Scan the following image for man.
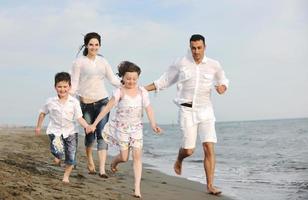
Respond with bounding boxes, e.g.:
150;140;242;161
145;34;229;195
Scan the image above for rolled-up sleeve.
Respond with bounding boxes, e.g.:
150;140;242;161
39;99;50;114
104;60;121;87
70;60;81;95
74;100;83;120
215;62;229;88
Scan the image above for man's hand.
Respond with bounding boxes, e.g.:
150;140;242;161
215;85;227;94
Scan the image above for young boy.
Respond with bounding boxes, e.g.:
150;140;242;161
35;72;89;183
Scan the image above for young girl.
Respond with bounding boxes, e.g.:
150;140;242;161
87;61;161;198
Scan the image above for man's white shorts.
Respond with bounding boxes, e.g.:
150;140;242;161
178;107;217;149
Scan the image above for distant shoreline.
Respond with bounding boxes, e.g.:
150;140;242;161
1;117;308;128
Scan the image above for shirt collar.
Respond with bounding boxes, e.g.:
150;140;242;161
55;95;73;102
84;55;97;63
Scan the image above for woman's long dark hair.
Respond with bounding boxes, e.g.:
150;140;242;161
76;32;101;57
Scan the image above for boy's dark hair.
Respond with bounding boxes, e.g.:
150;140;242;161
54;72;71;86
190;34;205;45
117;61;141;84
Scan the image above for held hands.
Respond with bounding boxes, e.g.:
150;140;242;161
215;84;227;94
86;125;96;134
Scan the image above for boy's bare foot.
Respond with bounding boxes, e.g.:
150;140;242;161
207;185;222;195
173;160;182;175
54;158;61;166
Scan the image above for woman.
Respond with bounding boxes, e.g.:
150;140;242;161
70;32;121;178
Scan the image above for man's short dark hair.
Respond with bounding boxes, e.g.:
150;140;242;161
54;72;71;86
190;34;205;45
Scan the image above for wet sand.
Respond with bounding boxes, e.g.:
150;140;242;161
0;127;233;200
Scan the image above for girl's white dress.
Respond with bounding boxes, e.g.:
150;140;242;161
102;86;150;150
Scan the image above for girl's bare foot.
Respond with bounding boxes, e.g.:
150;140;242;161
110;162;118;173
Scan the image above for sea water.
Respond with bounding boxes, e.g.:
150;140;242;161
137;118;308;200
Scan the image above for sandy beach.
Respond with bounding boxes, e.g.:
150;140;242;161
0;127;233;200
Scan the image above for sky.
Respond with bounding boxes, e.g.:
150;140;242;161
0;0;307;126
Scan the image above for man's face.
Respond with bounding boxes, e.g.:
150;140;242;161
190;40;206;64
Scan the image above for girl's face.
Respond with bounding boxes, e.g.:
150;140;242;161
122;72;139;89
86;38;100;57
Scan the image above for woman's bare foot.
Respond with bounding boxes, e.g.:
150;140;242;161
173;159;182;175
87;164;96;174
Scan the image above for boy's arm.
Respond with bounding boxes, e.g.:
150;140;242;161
77;117;89;129
145;105;162;134
35;112;46;136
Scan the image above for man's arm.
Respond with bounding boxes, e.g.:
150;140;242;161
144;83;157;92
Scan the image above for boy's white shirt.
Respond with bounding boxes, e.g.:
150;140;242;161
39;95;83;138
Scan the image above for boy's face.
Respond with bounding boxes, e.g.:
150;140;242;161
123;72;139;89
55;81;71;99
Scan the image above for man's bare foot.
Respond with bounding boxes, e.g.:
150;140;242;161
207;185;222;195
173;159;182;175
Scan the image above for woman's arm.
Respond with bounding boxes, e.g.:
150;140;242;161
104;60;121;87
70;60;81;95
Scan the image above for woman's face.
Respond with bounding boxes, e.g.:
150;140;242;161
86;38;100;56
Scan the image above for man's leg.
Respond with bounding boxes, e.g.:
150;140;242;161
203;142;221;195
174;148;194;175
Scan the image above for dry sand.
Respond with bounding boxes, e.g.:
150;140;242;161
0;127;233;200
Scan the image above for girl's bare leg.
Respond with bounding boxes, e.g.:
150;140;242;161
132;148;142;197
